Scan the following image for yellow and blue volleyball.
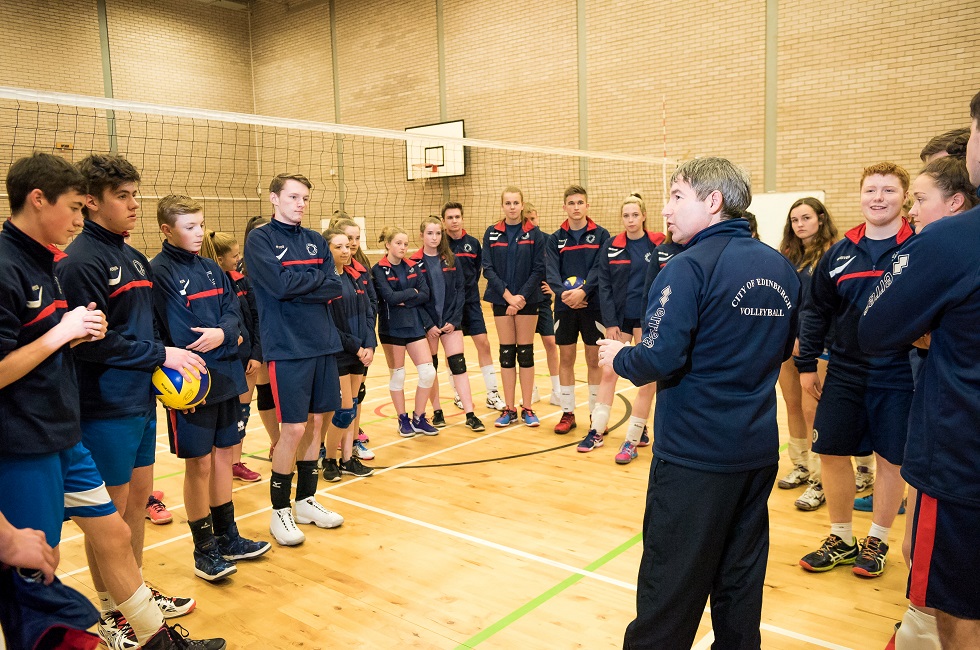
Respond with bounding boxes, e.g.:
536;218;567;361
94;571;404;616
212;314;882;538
152;366;210;410
563;276;585;290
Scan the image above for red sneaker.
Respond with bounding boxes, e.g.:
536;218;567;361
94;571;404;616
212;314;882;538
554;412;577;435
232;462;261;482
146;494;173;525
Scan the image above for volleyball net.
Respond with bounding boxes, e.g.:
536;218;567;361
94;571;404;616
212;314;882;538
0;86;676;255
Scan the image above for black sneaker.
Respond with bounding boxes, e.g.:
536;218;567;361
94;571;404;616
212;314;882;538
321;458;341;482
340;456;374;477
431;409;447;428
143;623;226;649
799;534;858;572
465;414;485;431
193;540;237;582
852;536;889;578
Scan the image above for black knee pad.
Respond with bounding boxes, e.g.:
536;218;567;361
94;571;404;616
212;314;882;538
432;355;439;371
517;344;535;368
256;382;275;411
499;344;517;369
357;382;366;403
447;353;467;376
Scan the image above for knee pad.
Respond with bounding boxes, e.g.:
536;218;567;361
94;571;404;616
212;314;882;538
447;353;467;376
256;383;275;411
417;362;436;388
331;406;357;429
517;344;535;368
351;397;359;408
357;381;366;403
389;367;406;392
499;344;517;369
431;355;439;371
238;402;251;435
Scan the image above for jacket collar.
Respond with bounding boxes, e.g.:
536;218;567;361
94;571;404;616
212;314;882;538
685;218;752;248
611;230;665;248
560;217;598;233
844;218;914;245
377;255;416;268
268;217;305;234
82;219;127;247
493;219;535;233
229;270;245;281
2;220;66;268
161;240;199;263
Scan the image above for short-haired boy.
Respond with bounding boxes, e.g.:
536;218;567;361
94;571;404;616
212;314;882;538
545;185;610;435
152;195;270;582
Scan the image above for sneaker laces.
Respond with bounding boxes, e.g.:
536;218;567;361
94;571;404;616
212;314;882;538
164;623;193;648
147;496;167;514
859;537;882;560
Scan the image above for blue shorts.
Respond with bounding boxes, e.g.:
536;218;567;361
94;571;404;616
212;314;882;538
461;301;488;336
166;398;240;459
268;354;342;424
536;301;555;337
811;372;912;464
554;307;603;346
80;411;156;487
909;490;980;619
0;443;115;547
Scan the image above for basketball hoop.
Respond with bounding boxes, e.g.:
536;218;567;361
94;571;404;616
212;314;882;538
411;162;441;182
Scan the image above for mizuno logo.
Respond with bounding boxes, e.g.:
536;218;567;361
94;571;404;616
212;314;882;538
272;481;282;489
178;279;190;296
829;258;856;278
892;254;908;275
108;267;122;286
26;286;42;309
276;248;289;260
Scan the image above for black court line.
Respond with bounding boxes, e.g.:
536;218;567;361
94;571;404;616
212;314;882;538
383;393;634;470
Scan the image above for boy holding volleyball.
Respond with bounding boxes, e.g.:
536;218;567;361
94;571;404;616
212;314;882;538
152;195;270;582
58;154;200;621
545;185;610;434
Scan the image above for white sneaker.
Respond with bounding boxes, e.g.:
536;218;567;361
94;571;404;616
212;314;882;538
777;465;810;489
795;482;826;511
354;439;375;461
270;506;306;546
531;385;540;404
855;466;875;493
549;390;562;406
294;496;344;529
486;389;506;411
98;611;139;649
453;392;463;410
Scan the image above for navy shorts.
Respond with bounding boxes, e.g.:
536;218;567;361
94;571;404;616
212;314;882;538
811;372;912;464
0;442;115;547
554;307;603;346
620;317;642;333
492;303;538;317
909;490;980;619
268;354;342;423
536;301;555;336
166;398;241;459
378;333;425;346
461;301;488;336
336;352;368;377
80;411;156;487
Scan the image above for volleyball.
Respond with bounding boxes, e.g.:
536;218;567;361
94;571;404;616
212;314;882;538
563;276;585;290
152;366;210;410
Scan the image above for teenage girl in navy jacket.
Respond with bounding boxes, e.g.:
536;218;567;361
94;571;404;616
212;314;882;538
588;194;665;463
372;226;438;436
412;217;485;432
482;186;548;428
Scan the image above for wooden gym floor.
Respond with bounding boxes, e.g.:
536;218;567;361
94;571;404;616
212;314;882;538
55;307;907;649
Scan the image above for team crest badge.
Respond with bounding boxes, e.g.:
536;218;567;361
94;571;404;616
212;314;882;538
307;243;317;255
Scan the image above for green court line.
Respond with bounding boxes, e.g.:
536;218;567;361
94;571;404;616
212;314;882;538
778;442;788;453
455;533;642;649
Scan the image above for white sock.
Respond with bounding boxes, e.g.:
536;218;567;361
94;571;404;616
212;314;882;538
591;403;611;434
560;385;575;412
550;375;560;395
97;590;116;614
809;453;822;483
481;365;498;392
788;437;809;468
588;384;599;412
626;416;646;444
117;583;163;644
867;523;890;546
830;522;854;545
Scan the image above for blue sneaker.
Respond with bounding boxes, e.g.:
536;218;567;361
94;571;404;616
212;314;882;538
317;443;326;469
397;413;415;437
412;412;439;436
854;494;906;514
638;426;650;447
193;540;237;582
521;408;540;427
217;522;271;561
494;408;518;427
577;429;604;453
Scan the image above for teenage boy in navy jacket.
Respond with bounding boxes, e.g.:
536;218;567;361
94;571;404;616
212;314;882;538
545;185;610;434
0;153;224;650
859;92;980;647
796;163;914;579
58;154;198;622
243;174;345;547
599;157;800;650
152;195;270;583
